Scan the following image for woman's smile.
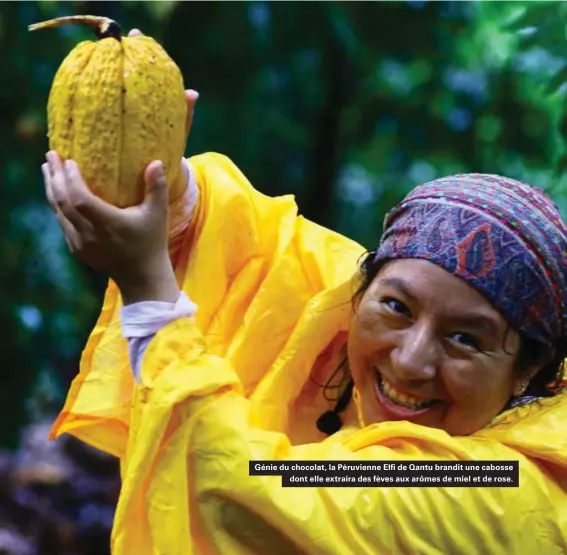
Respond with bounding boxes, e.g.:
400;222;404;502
374;369;440;411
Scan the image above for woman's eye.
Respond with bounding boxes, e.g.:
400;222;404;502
381;297;410;317
450;332;480;350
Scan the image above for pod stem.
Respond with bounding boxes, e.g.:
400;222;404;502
28;15;122;41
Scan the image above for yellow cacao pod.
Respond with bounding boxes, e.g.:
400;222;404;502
29;15;187;207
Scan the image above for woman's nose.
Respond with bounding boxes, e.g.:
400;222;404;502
391;324;437;381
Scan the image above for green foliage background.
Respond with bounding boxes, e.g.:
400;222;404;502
1;0;567;448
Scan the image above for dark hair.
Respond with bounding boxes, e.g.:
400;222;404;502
349;251;564;397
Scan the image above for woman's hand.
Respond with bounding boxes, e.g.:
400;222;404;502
43;152;180;305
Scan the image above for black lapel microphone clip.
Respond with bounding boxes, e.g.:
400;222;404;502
316;379;354;436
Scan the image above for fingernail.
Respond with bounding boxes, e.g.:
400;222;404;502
187;89;199;100
157;162;166;186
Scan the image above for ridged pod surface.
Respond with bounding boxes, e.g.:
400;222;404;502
29;16;187;207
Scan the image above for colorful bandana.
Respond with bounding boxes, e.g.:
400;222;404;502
374;173;567;346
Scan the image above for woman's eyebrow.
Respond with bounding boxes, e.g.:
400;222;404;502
448;315;500;336
378;277;417;301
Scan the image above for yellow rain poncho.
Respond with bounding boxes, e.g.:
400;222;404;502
50;153;567;554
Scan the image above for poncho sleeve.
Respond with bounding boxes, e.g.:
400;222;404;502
49;152;365;460
109;315;567;555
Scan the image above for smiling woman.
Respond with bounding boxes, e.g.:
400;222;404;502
42;106;567;552
345;172;567;441
349;258;533;436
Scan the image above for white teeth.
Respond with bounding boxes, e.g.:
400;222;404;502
378;374;436;410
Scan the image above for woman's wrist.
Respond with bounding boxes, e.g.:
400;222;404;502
118;256;180;306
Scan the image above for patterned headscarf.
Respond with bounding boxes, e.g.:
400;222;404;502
373;173;567;347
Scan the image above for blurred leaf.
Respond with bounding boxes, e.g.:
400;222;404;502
553;152;567;178
505;1;558;31
545;63;567;96
146;0;178;23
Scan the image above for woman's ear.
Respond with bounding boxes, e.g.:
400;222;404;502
513;369;537;396
513;346;556;396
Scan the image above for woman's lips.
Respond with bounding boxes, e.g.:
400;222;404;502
373;373;442;421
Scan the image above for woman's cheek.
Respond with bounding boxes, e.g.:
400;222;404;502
442;361;508;406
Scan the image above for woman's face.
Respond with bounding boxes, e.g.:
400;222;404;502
347;258;534;436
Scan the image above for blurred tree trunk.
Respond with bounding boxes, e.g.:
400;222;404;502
303;5;352;227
